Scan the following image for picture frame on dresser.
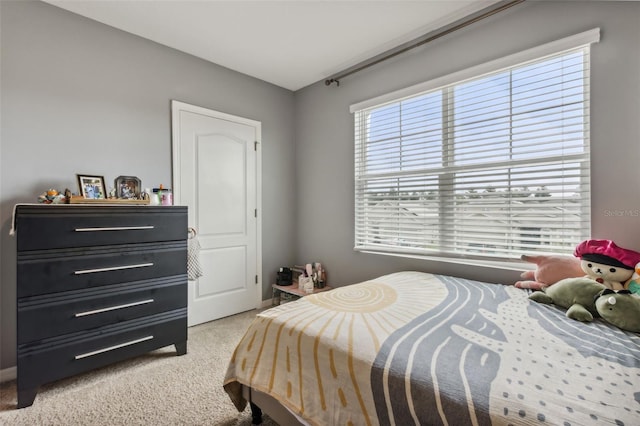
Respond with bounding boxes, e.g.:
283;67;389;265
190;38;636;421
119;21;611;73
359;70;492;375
115;175;141;199
77;174;107;199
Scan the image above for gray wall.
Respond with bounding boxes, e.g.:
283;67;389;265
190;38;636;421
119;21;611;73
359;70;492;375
2;0;638;372
0;1;296;369
294;1;640;287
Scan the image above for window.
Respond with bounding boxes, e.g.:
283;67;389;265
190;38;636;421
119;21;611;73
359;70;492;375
352;29;599;262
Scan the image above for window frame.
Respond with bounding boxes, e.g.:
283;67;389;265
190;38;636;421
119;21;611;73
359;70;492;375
351;29;600;266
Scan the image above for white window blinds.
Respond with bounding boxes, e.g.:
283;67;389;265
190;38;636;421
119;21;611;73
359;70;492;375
352;29;599;262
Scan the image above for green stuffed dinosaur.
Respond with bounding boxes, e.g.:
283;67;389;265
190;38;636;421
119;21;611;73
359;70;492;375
529;277;640;332
529;277;605;322
595;289;640;333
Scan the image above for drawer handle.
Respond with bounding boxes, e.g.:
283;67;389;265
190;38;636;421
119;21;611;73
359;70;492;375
75;336;154;360
74;263;154;275
74;299;155;317
74;226;155;232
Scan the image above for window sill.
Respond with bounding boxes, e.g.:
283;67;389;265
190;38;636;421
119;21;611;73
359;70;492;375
358;249;536;272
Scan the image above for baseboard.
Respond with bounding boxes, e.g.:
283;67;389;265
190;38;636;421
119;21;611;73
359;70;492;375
0;366;16;383
261;299;272;309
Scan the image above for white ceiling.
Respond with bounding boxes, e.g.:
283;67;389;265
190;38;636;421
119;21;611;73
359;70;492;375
44;0;499;91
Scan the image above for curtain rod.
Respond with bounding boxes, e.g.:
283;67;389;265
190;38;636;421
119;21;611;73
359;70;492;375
324;0;525;87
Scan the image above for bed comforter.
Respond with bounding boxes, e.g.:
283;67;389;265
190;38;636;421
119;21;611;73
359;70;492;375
224;271;640;425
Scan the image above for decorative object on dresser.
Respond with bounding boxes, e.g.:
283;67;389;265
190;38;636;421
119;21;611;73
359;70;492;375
36;188;67;204
14;204;188;408
114;175;142;199
76;174;107;199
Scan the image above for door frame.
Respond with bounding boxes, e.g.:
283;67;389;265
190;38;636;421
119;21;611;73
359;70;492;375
170;100;263;312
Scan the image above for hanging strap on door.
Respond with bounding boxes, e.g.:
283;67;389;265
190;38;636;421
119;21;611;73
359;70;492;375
187;227;203;281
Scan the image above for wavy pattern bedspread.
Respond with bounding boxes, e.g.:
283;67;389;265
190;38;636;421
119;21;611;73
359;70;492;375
223;271;640;425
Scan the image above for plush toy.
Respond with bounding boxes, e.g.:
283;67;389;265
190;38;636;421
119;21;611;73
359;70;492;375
514;254;584;290
624;262;640;295
595;289;640;333
574;239;640;290
529;277;605;322
530;277;640;332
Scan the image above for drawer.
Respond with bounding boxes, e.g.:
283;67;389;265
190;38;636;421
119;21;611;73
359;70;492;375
18;310;187;391
15;205;187;251
18;277;186;344
17;242;186;298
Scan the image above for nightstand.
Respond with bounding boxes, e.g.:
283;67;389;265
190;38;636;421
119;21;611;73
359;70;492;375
271;283;332;306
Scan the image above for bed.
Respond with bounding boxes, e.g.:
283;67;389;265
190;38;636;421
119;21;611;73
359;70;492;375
223;271;640;425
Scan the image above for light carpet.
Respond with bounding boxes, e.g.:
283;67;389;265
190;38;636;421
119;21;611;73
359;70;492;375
0;309;278;425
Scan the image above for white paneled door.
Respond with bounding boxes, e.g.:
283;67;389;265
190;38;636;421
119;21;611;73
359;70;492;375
171;101;261;326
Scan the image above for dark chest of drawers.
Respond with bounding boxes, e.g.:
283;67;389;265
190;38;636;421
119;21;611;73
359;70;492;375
15;205;188;408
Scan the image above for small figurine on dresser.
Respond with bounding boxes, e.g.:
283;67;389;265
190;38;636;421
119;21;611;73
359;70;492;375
37;189;66;204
